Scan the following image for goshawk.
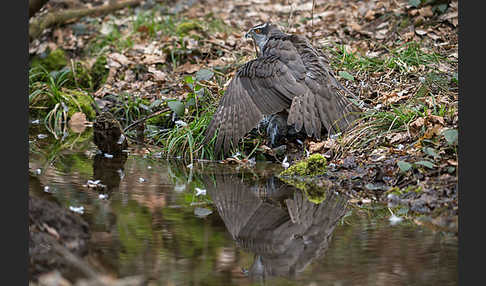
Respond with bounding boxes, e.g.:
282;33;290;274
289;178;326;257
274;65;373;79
204;22;361;155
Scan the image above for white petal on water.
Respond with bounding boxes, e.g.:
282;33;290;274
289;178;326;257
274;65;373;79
104;153;114;158
147;166;152;169
35;169;42;175
87;179;101;185
195;187;206;196
117;169;125;179
98;194;108;199
282;156;290;168
31;119;40;124
187;163;193;169
69;206;84;214
139;177;146;183
44;186;50;192
296;139;303;145
389;214;403;225
37;134;48;139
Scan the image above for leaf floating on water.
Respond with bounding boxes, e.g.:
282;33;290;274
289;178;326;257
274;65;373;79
37;134;48;139
69;206;84;214
194;207;212;218
31;119;40;124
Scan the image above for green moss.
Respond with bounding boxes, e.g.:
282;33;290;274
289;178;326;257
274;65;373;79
386;185;423;196
90;55;109;90
146;113;170;126
64;90;96;120
280;177;327;204
71;62;93;90
176;21;202;36
279;154;327;177
31;49;68;72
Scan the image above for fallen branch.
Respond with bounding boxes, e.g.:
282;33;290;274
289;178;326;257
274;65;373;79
29;0;143;40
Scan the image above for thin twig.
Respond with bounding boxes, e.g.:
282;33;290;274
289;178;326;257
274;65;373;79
286;0;295;33
123;107;170;133
311;0;316;45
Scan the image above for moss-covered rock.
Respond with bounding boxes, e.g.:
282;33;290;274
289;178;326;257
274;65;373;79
90;55;109;90
279;154;327;177
30;49;68;72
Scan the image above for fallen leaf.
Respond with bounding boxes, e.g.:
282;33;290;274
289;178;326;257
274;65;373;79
68;112;88;133
410;117;425;129
175;62;200;74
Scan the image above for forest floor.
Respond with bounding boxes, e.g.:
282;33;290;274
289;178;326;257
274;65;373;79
29;0;458;234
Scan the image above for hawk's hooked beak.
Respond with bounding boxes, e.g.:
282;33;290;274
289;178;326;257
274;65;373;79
244;30;252;39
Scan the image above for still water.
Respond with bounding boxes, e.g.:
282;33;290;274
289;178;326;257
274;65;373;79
29;128;458;285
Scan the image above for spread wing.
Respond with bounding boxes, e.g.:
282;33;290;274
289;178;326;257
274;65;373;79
204;35;362;156
203;55;303;155
263;34;361;136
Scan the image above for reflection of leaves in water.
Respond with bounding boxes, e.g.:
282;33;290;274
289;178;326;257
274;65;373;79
203;173;348;280
29;128;94;174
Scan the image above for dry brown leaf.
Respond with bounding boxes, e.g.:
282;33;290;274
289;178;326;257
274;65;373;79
68;112;88;133
309;141;326;153
388;132;408;144
410;117;425;129
175;62;200;74
447;159;458;166
427;115;445;125
143;54;166;65
418;6;433;17
148;66;167;82
364;9;375;20
108;52;130;66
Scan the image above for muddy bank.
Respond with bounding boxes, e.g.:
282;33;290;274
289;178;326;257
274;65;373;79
29;195;90;281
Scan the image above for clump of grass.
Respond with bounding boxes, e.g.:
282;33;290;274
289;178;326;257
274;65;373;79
329;41;445;74
107;93;153;128
29;67;86;138
157;110;217;162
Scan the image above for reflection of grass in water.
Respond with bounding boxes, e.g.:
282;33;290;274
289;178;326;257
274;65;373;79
29;128;94;175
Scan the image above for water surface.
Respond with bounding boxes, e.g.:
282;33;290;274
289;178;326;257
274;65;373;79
29;128;458;285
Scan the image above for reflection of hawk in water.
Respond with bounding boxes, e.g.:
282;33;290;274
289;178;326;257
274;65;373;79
203;174;348;279
204;22;361;154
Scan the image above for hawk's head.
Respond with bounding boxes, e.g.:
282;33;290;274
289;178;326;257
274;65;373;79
245;23;281;54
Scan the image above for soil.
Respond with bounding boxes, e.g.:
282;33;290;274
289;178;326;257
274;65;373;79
29;195;91;281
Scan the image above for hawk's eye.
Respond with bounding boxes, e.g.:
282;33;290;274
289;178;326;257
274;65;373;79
254;28;262;34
